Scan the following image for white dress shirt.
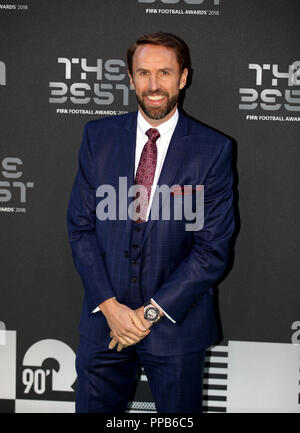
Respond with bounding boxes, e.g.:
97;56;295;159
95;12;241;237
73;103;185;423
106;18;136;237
135;109;178;220
93;109;178;323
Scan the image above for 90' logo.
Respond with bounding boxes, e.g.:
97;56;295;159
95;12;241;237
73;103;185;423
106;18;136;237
22;339;76;396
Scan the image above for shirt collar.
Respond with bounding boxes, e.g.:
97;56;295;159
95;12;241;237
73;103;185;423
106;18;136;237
137;109;179;139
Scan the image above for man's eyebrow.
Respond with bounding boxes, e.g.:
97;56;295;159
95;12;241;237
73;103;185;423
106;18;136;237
135;67;175;72
135;68;149;73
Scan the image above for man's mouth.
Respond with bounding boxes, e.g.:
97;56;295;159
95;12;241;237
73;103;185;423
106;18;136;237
144;94;167;105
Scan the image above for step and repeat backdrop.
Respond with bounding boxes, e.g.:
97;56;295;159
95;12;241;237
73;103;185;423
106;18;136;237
0;0;299;413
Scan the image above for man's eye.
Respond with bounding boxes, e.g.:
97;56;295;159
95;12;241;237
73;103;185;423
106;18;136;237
139;71;148;76
161;70;170;76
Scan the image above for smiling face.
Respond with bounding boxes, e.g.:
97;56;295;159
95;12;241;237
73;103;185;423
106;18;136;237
128;44;188;126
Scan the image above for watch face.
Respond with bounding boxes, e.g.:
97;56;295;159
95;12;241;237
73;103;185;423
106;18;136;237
145;306;159;322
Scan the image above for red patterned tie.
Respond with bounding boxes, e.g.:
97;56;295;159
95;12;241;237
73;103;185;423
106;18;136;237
134;128;160;222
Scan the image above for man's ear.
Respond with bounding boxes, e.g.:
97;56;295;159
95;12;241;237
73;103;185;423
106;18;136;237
179;68;188;90
128;70;135;89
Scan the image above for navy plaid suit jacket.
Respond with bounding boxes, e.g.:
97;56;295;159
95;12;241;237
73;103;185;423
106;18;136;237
67;111;234;355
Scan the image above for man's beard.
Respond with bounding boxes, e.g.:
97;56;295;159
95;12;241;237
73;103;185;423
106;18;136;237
136;90;179;120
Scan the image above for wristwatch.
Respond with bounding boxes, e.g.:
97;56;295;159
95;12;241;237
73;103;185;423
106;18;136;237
144;302;161;324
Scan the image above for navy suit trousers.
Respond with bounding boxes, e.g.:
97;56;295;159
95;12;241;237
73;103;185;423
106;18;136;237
75;335;206;413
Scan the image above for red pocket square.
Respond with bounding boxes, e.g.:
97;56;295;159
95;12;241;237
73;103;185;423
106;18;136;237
171;185;203;196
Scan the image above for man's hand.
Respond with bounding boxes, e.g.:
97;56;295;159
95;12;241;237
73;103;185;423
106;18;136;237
99;298;150;351
108;305;153;351
108;302;165;351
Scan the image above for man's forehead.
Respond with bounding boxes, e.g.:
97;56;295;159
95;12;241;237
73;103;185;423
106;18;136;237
132;44;179;68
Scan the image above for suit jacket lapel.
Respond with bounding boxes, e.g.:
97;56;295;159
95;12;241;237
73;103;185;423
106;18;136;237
122;112;138;234
124;111;138;190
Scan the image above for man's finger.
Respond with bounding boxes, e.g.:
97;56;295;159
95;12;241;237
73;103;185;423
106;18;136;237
117;342;124;352
110;328;140;343
109;335;135;350
118;334;137;346
122;329;149;342
108;337;118;350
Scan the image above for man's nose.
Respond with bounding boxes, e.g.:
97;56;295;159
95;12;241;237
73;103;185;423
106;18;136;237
148;74;159;91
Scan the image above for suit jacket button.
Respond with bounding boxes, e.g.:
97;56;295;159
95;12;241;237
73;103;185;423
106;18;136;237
132;244;139;249
124;250;129;257
131;277;137;283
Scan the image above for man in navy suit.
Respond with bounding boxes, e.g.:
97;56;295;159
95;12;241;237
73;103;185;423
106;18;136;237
67;32;234;413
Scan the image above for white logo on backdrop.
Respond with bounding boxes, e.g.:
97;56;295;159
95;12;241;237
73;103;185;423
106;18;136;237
0;157;34;213
49;57;134;116
239;61;300;121
0;61;6;86
138;0;221;16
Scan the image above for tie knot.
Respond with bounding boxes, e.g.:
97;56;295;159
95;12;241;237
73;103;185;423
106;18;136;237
146;128;160;143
